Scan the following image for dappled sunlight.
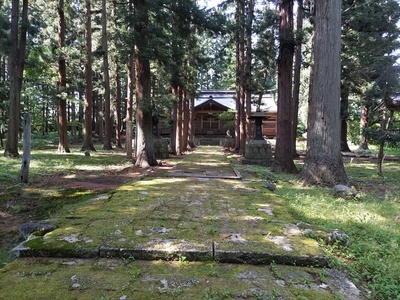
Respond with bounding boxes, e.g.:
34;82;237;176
139;177;189;185
44;226;81;238
115;177;189;192
187;161;230;167
283;184;398;233
28;150;129;175
3;142;398;298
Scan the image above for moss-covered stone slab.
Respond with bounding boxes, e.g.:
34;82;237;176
0;258;364;300
166;146;241;179
12;163;329;266
214;250;330;267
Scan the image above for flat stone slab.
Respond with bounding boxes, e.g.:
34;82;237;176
13;175;330;267
0;258;363;300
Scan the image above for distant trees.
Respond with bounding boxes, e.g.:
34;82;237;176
341;0;400;152
1;0;399;183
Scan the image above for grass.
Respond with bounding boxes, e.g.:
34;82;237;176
1;140;400;299
0;139;130;268
231;147;400;299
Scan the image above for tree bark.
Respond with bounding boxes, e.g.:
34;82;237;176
126;53;134;159
20;113;31;183
298;0;348;186
245;0;254;142
377;110;393;176
115;57;122;148
126;1;135;159
57;0;70;153
175;86;183;155
134;0;157;168
170;83;177;155
96;93;104;144
235;0;245;153
358;102;369;150
81;0;96;152
5;0;28;157
71;101;77;143
188;95;196;149
291;0;303;158
182;90;189;152
102;0;112;150
272;0;297;174
340;80;351;152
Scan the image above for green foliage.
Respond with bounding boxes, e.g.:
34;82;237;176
347;119;361;145
252;5;278;95
365;128;400;147
217;109;235;129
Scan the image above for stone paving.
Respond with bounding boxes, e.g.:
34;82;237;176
0;146;365;299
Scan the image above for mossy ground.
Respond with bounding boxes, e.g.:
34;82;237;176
15;147;327;264
0;258;353;300
3;145;399;298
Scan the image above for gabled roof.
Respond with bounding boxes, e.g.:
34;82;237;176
195;90;277;112
195;99;230;111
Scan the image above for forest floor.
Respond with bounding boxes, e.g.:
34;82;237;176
0;144;399;299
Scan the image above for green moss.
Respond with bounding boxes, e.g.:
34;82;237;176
0;259;355;299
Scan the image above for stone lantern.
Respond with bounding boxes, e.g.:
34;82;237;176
243;110;273;166
248;110;267;140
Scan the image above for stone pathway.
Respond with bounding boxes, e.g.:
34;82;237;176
0;146;365;299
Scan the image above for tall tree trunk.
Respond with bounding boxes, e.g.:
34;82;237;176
20;113;31;183
170;85;177;155
102;0;112;150
235;0;245;153
182;90;189;152
188;95;196;149
126;52;134;159
298;0;348;186
115;58;122;148
358;102;369;151
291;0;303;158
134;0;157;168
126;1;134;159
81;0;95;152
377;110;393;176
272;0;297;174
175;86;183;155
78;93;84;138
71;101;77;143
340;80;351;152
5;0;28;157
245;0;254;142
97;94;104;144
57;0;70;153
